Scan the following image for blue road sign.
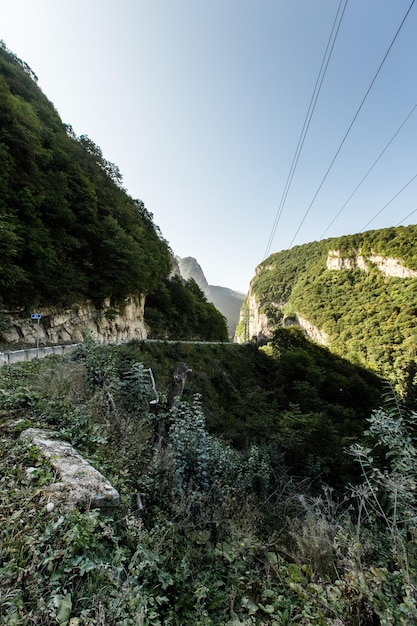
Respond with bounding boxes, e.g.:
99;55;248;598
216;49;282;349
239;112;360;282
31;313;42;320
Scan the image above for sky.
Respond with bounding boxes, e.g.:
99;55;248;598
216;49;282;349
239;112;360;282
2;0;417;293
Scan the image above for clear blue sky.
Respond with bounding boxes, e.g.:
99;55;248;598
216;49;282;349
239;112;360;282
3;1;417;293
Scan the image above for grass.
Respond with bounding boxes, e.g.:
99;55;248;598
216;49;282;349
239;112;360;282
0;343;415;624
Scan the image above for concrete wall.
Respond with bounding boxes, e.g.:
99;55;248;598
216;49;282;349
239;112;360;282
0;344;80;367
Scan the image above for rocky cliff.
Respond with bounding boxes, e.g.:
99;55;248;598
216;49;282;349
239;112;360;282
176;257;210;295
1;297;147;348
235;225;417;379
326;250;417;277
237;248;417;346
176;256;245;337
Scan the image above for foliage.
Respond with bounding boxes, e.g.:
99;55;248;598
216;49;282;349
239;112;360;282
0;42;171;309
145;276;228;341
0;341;415;624
248;225;417;383
324;391;417;625
116;335;383;484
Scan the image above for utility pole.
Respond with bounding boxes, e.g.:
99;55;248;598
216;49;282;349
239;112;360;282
245;308;250;342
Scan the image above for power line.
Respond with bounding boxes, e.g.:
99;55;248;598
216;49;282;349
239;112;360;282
320;101;417;238
360;171;417;232
262;0;348;260
395;207;417;227
288;0;416;249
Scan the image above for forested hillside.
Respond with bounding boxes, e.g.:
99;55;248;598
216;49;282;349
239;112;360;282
0;336;393;624
3;40;417;624
0;44;168;308
239;225;417;383
175;255;245;337
0;42;227;341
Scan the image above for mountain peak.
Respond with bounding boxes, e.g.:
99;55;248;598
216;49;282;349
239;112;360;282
175;256;245;338
175;256;210;295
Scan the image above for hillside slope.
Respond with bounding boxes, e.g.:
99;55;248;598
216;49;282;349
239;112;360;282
0;43;171;309
0;43;227;343
0;338;391;624
236;225;417;381
176;256;245;337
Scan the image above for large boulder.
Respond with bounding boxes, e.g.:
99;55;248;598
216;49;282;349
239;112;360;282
20;428;119;513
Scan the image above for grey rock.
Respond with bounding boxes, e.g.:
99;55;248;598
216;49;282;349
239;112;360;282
20;428;119;513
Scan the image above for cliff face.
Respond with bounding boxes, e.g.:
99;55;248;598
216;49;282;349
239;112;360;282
175;256;245;338
236;296;328;346
238;249;417;345
2;297;147;347
176;256;210;295
235;226;417;378
238;243;417;346
327;250;417;277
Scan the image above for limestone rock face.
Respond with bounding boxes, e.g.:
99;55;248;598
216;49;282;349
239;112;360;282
240;293;274;342
368;255;417;278
176;256;210;295
236;291;328;346
286;315;329;346
3;297;147;347
326;250;417;277
326;250;368;272
20;428;120;512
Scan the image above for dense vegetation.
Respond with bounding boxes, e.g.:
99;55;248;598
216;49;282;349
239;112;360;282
2;39;417;624
117;330;380;484
0;42;227;341
0;42;172;310
144;277;228;341
242;226;417;383
1;337;416;624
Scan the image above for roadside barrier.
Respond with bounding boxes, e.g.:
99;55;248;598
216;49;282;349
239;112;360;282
0;344;80;367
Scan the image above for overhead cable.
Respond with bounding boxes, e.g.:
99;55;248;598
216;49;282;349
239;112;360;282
262;0;348;260
288;0;416;248
360;171;417;232
320;101;417;238
395;207;417;226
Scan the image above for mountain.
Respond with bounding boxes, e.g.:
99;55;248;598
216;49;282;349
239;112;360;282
236;225;417;382
0;42;170;309
176;256;245;337
0;43;227;344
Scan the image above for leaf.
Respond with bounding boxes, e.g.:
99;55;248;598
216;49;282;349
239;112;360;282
258;603;275;614
53;593;72;626
266;551;278;565
287;562;306;583
241;596;258;615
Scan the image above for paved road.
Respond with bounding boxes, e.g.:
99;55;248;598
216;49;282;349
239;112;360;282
0;339;235;367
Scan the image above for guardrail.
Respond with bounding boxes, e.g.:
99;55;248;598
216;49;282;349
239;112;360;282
0;344;80;367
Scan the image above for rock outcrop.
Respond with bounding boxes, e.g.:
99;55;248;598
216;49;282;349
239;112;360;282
327;250;417;278
285;315;329;346
241;293;274;342
176;256;210;295
20;428;120;512
175;256;245;337
236;294;328;346
2;297;147;347
326;250;368;272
